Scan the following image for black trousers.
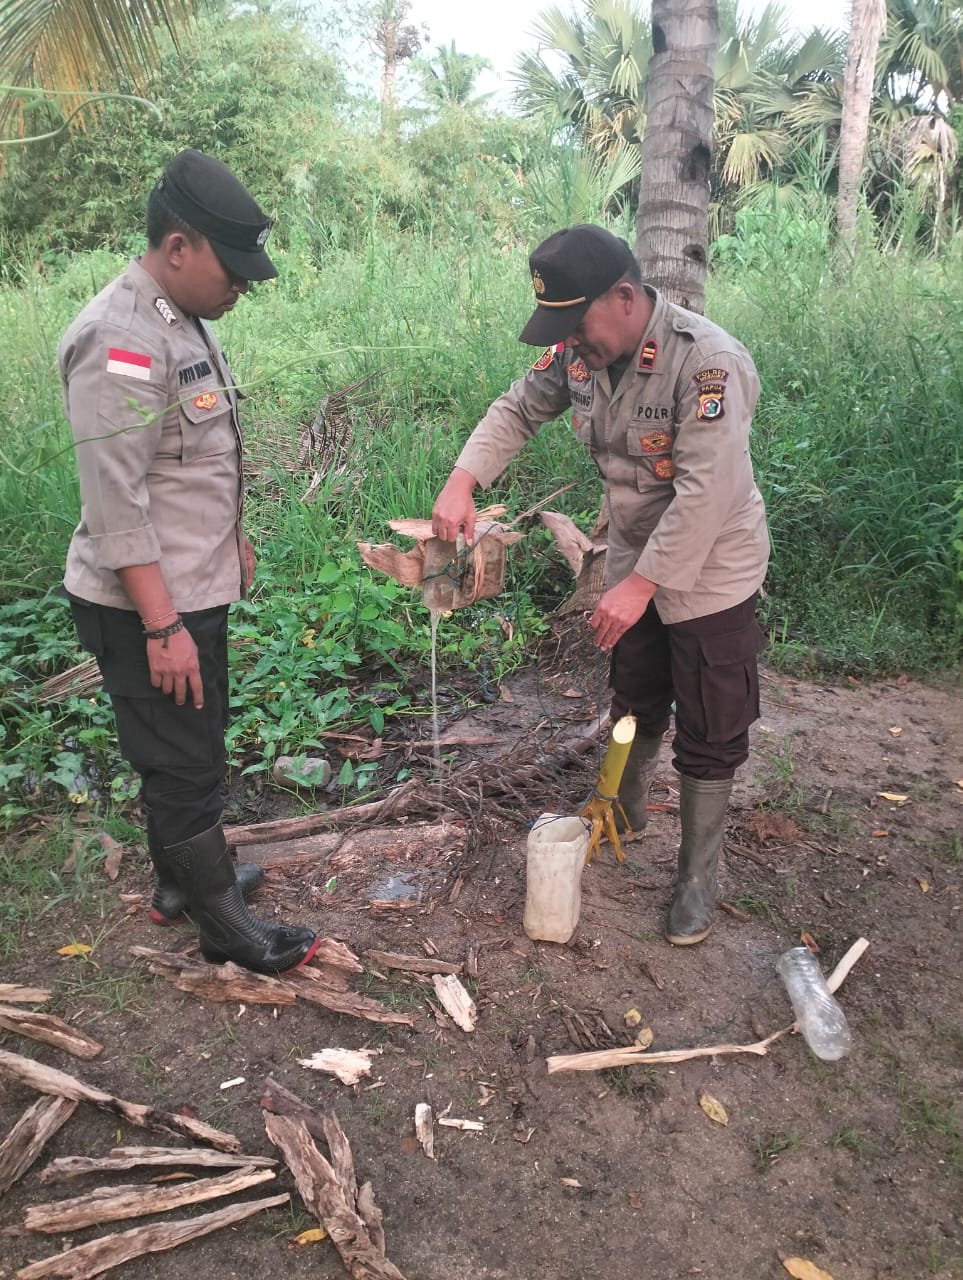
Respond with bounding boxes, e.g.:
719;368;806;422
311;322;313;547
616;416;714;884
610;594;766;781
68;598;230;845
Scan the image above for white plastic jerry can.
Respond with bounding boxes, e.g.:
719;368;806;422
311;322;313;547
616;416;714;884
522;814;590;944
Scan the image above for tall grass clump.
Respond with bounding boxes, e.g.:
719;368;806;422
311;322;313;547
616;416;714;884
711;209;963;673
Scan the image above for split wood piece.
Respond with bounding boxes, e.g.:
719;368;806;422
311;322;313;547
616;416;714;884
0;1049;240;1153
40;1147;277;1185
297;1050;379;1086
264;1111;406;1280
414;1104;434;1159
364;950;461;977
129;948;296;1005
14;1193;289;1280
24;1164;275;1234
0;1097;77;1198
430;975;476;1032
280;972;414;1026
546;937;870;1075
0;1006;104;1061
0;986;51;1005
311;939;365;975
259;1076;328;1147
437;1115;483;1133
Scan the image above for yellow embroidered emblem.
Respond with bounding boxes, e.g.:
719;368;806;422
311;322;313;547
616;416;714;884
653;458;676;480
193;392;217;411
532;269;546;296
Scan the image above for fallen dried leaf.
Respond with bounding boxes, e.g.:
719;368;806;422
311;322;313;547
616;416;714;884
561;688;584;699
57;943;92;957
917;878;930;893
782;1258;834;1280
699;1093;729;1126
634;1027;654;1050
623;1008;642;1028
876;791;909;804
294;1227;328;1245
800;932;820;953
871;829;890;838
513;1127;535;1144
499;684;514;704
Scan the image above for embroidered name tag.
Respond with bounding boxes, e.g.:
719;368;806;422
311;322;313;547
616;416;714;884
178;360;213;386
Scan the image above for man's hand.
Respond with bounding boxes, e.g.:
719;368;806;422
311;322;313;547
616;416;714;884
589;572;657;652
147;626;204;708
432;467;479;545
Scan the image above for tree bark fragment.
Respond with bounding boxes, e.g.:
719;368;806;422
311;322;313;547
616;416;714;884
0;1007;104;1060
0;1098;78;1198
40;1146;277;1185
0;1050;240;1153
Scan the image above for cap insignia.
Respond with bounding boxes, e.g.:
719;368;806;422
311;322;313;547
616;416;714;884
532;269;546;296
256;226;270;248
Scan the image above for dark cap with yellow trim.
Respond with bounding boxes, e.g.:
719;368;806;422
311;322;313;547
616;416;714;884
519;224;636;346
155;149;277;281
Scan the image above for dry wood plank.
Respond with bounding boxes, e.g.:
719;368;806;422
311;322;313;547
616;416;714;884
0;986;51;1005
264;1112;406;1280
40;1147;277;1185
280;974;414;1026
14;1193;289;1280
0;1098;77;1197
363;950;461;976
129;949;296;1005
0;1007;103;1060
24;1164;275;1234
0;1050;240;1153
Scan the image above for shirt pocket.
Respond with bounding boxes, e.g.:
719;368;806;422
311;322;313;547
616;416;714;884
627;426;676;483
179;388;236;462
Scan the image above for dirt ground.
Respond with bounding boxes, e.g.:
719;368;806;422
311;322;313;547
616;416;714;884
1;633;961;1280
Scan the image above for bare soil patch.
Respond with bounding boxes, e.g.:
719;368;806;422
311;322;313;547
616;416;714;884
1;637;961;1280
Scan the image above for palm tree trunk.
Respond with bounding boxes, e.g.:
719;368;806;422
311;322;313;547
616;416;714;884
837;0;887;257
635;0;719;314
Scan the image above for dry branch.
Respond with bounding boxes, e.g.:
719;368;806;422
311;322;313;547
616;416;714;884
0;986;51;1004
0;1007;103;1060
264;1111;406;1280
24;1165;274;1234
224;779;441;847
14;1193;289;1280
129;948;296;1004
0;1098;77;1198
547;937;871;1075
40;1147;277;1185
363;950;461;976
0;1050;240;1152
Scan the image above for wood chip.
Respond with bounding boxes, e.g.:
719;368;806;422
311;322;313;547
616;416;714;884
437;1117;484;1132
0;1098;77;1198
0;986;51;1005
14;1193;288;1280
297;1050;378;1086
431;975;476;1032
414;1104;434;1159
0;1049;240;1153
23;1165;275;1234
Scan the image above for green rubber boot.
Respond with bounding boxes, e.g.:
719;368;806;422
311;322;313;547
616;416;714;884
665;776;733;946
614;735;663;836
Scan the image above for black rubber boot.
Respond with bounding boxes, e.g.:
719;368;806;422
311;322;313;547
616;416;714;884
614;735;663;836
144;811;264;927
160;823;318;975
665;776;733;946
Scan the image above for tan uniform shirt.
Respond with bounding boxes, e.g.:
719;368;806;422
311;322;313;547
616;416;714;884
61;259;247;612
456;288;770;624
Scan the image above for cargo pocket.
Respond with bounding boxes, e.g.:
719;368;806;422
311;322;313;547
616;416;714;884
697;621;767;743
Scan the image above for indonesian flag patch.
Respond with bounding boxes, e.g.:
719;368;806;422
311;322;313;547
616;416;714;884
106;348;152;381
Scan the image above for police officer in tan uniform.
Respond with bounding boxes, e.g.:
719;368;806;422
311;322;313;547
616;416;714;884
61;149;318;975
433;225;769;946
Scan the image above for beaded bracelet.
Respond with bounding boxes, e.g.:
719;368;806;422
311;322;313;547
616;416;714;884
144;616;185;648
141;610;178;627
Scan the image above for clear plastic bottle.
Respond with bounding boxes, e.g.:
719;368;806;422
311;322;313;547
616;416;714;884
776;947;853;1061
